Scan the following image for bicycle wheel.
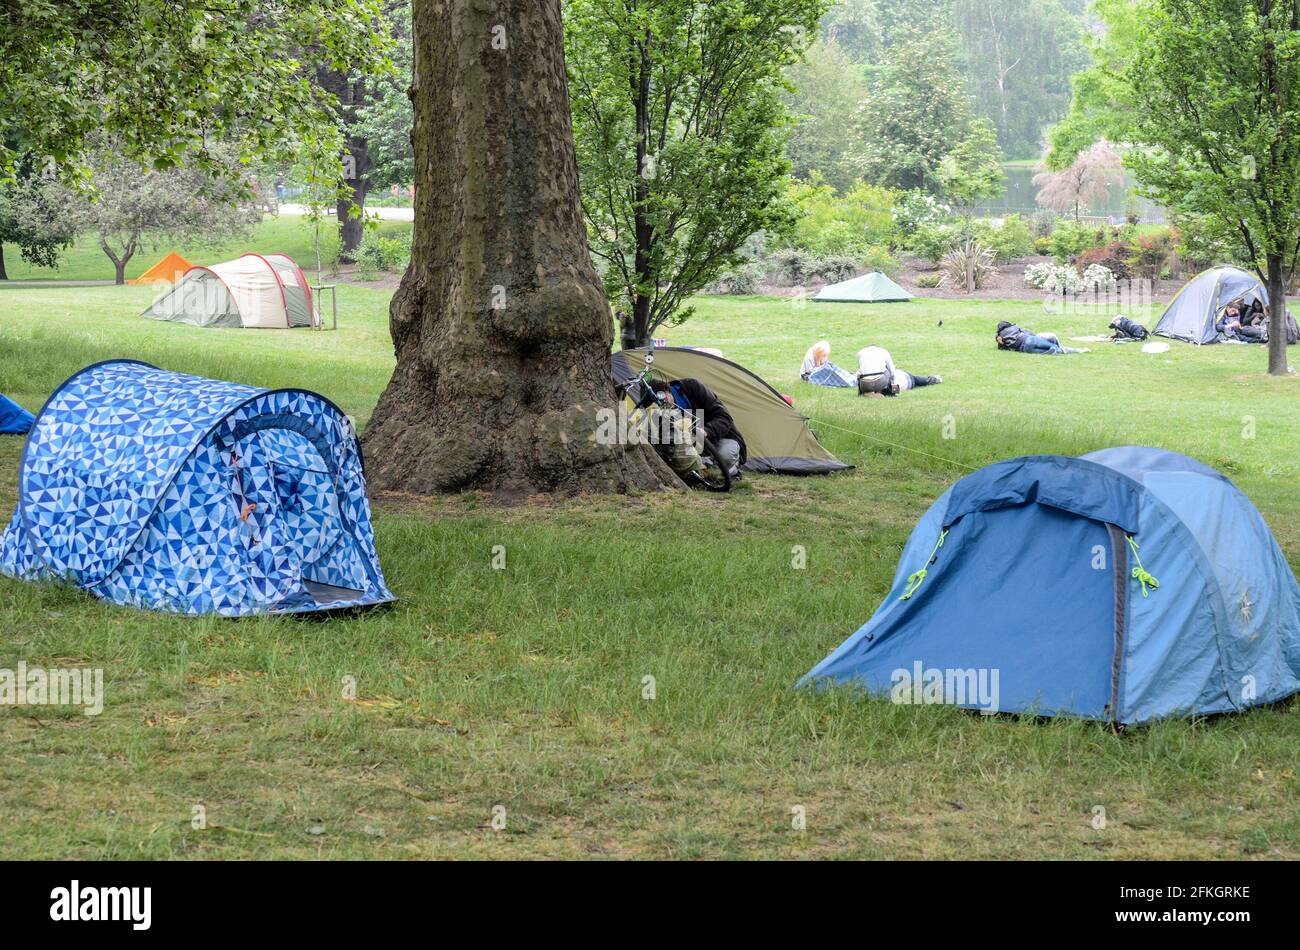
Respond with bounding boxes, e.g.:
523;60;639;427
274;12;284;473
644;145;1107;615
695;438;733;493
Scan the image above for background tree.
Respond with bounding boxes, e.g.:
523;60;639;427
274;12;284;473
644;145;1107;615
362;0;673;495
1045;0;1149;169
952;0;1088;158
566;0;826;349
0;1;389;182
59;148;259;284
783;39;869;193
1122;0;1299;375
355;2;416;195
0;153;77;280
937;118;1006;290
1033;139;1124;222
820;0;884;61
314;2;410;260
853;31;982;193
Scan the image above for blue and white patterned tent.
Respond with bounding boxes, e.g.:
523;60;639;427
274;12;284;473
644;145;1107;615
0;361;393;616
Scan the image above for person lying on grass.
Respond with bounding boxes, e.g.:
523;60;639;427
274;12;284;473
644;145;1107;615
650;378;747;477
1109;315;1149;341
855;345;942;397
996;321;1090;355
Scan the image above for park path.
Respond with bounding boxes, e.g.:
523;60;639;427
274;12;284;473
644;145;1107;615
278;203;414;222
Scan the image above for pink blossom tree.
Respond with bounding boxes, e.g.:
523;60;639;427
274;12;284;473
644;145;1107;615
1033;141;1125;222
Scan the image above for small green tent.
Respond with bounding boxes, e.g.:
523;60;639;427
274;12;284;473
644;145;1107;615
813;272;913;304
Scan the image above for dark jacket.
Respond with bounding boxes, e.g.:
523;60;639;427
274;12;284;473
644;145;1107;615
1110;316;1149;340
668;378;748;463
996;323;1030;351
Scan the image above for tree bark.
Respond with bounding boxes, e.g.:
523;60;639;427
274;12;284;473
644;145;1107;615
0;243;8;281
337;133;372;260
1266;253;1289;376
362;0;675;496
316;68;373;261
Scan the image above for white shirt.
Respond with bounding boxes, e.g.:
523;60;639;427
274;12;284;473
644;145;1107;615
856;346;911;392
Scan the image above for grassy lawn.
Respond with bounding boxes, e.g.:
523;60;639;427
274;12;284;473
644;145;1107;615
1;214;413;283
1;277;1298;859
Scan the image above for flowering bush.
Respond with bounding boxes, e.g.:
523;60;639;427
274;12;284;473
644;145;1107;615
1080;263;1118;292
893;191;952;233
1024;261;1117;295
1024;261;1079;294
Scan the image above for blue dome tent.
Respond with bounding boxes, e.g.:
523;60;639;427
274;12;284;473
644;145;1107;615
799;447;1300;724
0;394;34;434
0;361;393;616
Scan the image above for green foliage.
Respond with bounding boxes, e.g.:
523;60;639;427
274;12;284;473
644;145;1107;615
0;0;391;183
1046;220;1119;263
567;0;827;338
783;39;868;192
1046;0;1150;169
354;230;411;277
892;191;953;234
854;31;976;193
904;214;1031;264
937;117;1006;214
779;178;897;256
0;154;77;272
354;2;414;190
55;143;261;281
972;215;1035;262
951;0;1089;158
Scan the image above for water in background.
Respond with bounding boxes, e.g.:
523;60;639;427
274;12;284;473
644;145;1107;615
975;165;1166;224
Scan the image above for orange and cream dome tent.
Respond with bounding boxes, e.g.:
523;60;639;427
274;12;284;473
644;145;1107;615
141;253;314;328
127;251;193;285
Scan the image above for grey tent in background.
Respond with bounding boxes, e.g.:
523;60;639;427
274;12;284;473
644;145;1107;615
813;272;913;304
142;253;315;328
611;348;851;475
1154;266;1266;344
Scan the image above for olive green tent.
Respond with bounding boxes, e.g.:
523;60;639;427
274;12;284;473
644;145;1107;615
813;272;913;304
611;347;851;475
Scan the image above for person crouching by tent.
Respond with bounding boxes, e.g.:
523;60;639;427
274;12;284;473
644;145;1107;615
650;378;747;477
855;345;942;397
1109;315;1149;341
996;321;1090;355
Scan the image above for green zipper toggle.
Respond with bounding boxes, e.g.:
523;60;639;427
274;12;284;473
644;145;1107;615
900;529;948;601
1126;535;1160;597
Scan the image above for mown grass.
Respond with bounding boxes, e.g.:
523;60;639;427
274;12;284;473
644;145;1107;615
1;214;413;283
0;278;1298;859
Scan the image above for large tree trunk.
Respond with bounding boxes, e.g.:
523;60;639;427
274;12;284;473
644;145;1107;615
362;0;674;496
0;243;8;281
1266;253;1289;376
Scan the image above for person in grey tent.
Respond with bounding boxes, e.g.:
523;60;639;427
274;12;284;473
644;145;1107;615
996;321;1090;355
855;345;942;397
